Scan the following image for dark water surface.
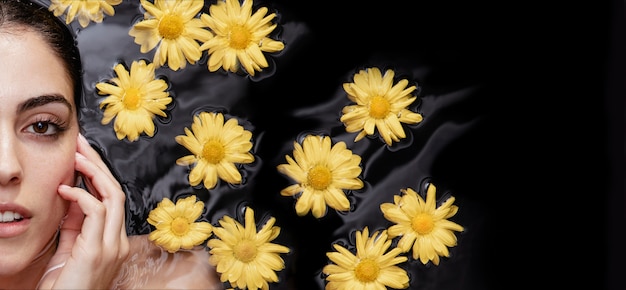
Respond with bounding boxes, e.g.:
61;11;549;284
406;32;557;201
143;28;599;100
50;0;618;289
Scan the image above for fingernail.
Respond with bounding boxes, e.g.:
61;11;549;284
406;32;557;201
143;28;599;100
78;133;88;144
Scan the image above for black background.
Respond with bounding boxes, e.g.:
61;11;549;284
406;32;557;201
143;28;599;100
65;0;624;289
266;0;625;289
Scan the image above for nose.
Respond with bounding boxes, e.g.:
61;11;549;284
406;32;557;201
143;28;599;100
0;133;22;186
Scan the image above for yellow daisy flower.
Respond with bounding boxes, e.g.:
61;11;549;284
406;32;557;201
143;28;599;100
276;135;364;219
199;0;285;76
323;227;410;290
175;112;255;190
340;67;424;146
96;59;172;142
380;183;464;265
48;0;122;28
129;0;213;71
207;206;290;290
147;195;213;253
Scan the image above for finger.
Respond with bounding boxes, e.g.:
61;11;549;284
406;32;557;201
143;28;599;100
57;183;106;249
77;133;116;182
74;152;127;249
81;175;100;201
76;135;128;259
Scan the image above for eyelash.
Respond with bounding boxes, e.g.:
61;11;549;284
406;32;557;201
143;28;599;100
26;116;68;138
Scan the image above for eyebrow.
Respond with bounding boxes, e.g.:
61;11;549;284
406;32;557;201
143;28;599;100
17;94;73;114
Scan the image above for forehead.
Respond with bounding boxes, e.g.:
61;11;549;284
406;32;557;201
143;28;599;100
0;27;74;106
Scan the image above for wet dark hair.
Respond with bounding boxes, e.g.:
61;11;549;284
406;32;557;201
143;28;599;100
0;0;83;109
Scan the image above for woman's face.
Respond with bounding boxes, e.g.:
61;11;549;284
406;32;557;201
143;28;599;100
0;27;78;274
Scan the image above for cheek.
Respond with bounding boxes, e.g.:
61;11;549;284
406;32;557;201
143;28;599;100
20;145;75;229
26;143;77;195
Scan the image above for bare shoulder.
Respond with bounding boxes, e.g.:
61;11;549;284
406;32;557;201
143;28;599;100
111;235;223;290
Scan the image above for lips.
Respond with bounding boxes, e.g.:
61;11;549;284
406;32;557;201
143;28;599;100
0;208;30;238
0;203;31;218
0;203;31;237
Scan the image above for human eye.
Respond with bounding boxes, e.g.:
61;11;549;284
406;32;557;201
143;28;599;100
25;116;68;137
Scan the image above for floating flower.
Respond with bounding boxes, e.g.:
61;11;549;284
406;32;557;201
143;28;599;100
129;0;213;71
175;112;255;190
380;184;464;265
199;0;285;76
96;59;172;142
207;206;290;290
340;67;423;146
147;195;213;253
323;227;410;290
48;0;122;28
276;135;363;218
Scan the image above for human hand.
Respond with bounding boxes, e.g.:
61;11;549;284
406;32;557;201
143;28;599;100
37;134;129;289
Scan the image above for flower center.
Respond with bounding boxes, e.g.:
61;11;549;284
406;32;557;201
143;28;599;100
170;217;190;236
229;25;251;50
411;213;434;235
201;139;225;164
158;14;184;40
354;258;379;282
307;165;332;190
368;96;390;119
122;87;142;110
233;239;257;263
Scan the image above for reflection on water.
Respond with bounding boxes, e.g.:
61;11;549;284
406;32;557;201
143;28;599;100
112;235;220;289
71;1;496;289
